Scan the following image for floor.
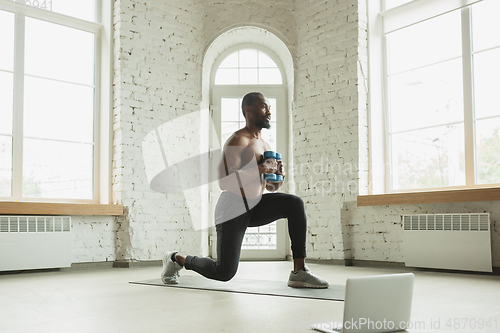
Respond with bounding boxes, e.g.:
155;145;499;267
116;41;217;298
1;262;499;333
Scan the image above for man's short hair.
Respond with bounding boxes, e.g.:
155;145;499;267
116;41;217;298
241;92;262;119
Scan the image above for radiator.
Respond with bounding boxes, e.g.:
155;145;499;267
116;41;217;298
0;216;72;272
403;213;492;272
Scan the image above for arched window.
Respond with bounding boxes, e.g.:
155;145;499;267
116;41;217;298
214;49;282;85
210;45;288;259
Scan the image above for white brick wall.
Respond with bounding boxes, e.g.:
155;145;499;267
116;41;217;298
71;216;115;263
112;0;205;261
342;201;500;266
293;0;361;259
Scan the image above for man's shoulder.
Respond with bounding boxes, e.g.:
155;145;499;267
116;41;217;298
225;130;251;147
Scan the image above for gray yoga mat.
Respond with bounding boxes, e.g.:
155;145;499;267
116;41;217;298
130;275;345;301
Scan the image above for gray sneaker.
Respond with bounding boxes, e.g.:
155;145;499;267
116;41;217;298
287;266;329;289
161;251;183;284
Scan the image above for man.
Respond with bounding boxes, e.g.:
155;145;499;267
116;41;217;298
161;92;329;288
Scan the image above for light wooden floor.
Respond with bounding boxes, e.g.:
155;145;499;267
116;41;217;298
1;262;499;333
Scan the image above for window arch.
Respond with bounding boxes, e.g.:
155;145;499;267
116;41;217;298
214;49;283;85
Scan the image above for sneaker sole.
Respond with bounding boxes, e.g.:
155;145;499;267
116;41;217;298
287;281;329;289
161;251;179;284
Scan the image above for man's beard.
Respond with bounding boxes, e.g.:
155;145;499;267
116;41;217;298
255;118;271;129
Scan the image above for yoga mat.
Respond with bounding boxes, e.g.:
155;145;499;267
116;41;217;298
130;275;345;301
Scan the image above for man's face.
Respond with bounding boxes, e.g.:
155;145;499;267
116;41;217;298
250;95;271;129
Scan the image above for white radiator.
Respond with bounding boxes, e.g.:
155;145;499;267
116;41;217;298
0;216;72;272
403;213;492;272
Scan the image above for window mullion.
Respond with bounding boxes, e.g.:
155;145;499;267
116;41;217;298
382;35;392;193
11;14;25;200
94;21;101;203
461;7;475;187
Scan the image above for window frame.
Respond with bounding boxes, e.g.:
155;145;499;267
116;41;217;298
0;0;114;206
210;43;289;259
366;0;500;197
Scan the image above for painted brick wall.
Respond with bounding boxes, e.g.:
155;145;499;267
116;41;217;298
71;216;115;263
112;0;206;261
342;201;500;267
293;0;362;260
200;0;296;53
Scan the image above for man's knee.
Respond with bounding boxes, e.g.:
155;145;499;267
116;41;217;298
288;194;305;209
216;265;238;282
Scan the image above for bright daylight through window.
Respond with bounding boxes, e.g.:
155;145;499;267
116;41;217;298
0;1;99;201
380;0;500;192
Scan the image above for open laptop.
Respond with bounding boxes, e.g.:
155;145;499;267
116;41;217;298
312;273;414;333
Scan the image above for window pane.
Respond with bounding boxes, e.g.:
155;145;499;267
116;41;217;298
215;68;238;85
473;48;500;119
0;10;14;72
216;49;282;85
258;51;278;68
25;18;95;85
269;98;276;115
389;59;463;132
242;222;277;249
239;49;258;68
0;72;14;135
0;135;12;197
391;124;465;190
52;0;96;22
221;98;240;122
267;97;278;111
386;10;462;74
472;0;500;52
239;68;258;84
261;123;277;152
23;139;93;199
24;76;94;143
259;68;282;84
475;118;500;185
219;52;238;68
262;98;277;151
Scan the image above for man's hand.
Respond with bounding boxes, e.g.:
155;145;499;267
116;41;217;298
276;161;286;179
259;158;278;175
265;160;285;192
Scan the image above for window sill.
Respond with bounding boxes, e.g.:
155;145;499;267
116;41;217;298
357;187;500;207
0;202;123;216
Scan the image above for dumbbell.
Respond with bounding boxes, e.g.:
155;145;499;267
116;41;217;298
263;151;283;182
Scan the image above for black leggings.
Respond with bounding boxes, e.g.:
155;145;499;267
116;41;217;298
184;192;307;282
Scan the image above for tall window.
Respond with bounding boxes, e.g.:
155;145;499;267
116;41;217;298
0;1;102;202
370;0;500;192
211;46;287;257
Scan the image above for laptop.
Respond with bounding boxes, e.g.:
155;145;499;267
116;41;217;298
312;273;415;333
